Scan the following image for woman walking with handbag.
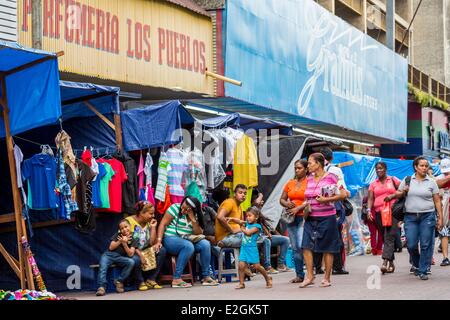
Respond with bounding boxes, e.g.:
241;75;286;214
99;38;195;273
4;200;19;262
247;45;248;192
299;153;346;288
385;157;443;280
155;196;218;288
280;159;309;283
367;162;401;274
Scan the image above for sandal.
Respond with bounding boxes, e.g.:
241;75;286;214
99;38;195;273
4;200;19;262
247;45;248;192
138;282;149;291
320;279;331;287
290;277;304;283
299;278;315;288
145;280;163;289
96;287;106;296
171;281;192;288
202;278;219;286
387;261;395;273
235;283;245;289
266;276;273;288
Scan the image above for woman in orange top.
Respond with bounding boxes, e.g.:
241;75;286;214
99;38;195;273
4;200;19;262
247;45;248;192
280;159;309;283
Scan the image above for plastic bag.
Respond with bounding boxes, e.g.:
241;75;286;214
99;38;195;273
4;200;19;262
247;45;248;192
381;202;392;227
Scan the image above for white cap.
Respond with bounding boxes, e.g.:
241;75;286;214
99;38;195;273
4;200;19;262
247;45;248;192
440;158;450;173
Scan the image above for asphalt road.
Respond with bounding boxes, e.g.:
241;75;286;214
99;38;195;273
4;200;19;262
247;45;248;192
61;250;450;300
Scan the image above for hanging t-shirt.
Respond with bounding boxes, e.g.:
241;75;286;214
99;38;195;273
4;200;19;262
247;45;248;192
14;144;24;189
97;162;114;209
92;163;107;208
167;148;187;198
155;152;170;201
22;153;58;210
98;158;128;213
74;159;96;214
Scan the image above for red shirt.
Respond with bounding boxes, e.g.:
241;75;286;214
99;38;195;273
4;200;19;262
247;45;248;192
98;158;127;213
368;176;400;213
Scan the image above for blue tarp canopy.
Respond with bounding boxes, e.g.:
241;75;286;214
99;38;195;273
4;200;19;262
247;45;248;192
121;100;195;151
201;112;293;136
60;80;120;120
333;152;440;197
0;41;61;137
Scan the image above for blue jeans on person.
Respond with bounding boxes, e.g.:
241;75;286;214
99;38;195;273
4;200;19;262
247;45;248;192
286;216;305;278
404;211;436;275
97;251;135;288
163;236;212;279
131;246;167;284
262;235;290;269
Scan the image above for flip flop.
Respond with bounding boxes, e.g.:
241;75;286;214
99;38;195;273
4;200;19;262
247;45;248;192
320;280;331;287
171;281;192;288
290;277;303;283
299;278;315;288
235;284;245;289
202;278;219;286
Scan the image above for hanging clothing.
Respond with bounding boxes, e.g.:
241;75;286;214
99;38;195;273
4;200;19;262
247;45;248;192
233;134;258;188
90;158;99;181
55;130;76;178
81;149;93;166
92;163;106;208
14;144;24;189
57;150;78;220
156;184;172;214
22;153;58;210
113;151;138;215
155;152;170;201
97;162;114;209
166;147;187;198
185;149;207;202
98;158;128;213
144;152;153;187
138;152;145;190
74;159;96;215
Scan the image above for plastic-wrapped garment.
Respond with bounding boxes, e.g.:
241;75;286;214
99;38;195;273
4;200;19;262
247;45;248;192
155;152;170;201
343;192;366;256
166;147;187;198
144;152;153;187
184;149;207;202
203;131;226;189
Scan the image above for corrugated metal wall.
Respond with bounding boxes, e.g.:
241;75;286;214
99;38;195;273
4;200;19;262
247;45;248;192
0;0;17;41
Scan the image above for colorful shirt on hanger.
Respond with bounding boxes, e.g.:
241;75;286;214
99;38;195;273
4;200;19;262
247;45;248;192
98;158;128;213
155;152;170;201
57;150;78;220
113;151;138;215
92;163;106;208
97;162;114;209
74;159;96;214
166;148;187;197
22;153;58;210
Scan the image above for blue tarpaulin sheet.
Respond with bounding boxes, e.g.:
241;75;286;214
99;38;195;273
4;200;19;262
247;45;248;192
201;112;293;135
333;152;440;197
0;41;61;137
121;100;195;151
60;81;120;121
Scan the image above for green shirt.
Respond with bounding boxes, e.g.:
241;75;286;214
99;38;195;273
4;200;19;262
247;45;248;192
164;204;193;237
99;162;115;208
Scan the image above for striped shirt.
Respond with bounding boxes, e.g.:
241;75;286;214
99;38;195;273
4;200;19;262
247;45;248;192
305;173;338;217
167;148;187;197
164;204;193;237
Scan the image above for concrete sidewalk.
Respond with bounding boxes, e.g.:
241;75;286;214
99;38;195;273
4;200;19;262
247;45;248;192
61;251;450;300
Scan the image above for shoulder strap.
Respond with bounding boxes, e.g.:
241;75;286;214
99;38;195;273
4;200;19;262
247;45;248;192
404;176;411;195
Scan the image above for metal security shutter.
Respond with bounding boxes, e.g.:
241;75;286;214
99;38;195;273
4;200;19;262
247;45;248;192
0;0;17;42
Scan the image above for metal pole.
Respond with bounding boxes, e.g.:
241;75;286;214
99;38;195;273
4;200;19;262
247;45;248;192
398;0;423;54
32;0;42;49
386;0;396;50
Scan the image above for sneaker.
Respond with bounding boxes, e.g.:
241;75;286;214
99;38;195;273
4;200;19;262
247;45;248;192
96;287;106;296
410;266;418;274
266;267;279;274
419;273;429;280
426;268;432;275
440;258;450;267
114;280;125;293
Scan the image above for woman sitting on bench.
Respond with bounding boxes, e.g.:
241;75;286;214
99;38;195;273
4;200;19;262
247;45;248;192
155;196;219;288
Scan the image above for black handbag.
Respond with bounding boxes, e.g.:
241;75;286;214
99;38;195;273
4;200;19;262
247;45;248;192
391;176;411;221
342;199;353;216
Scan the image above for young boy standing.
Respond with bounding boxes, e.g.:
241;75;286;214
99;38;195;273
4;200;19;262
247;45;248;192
96;219;138;296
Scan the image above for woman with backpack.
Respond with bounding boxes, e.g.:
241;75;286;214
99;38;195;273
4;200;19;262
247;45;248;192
385;156;443;280
367;162;401;274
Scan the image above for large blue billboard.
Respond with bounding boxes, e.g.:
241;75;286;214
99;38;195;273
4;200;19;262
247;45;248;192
224;0;408;142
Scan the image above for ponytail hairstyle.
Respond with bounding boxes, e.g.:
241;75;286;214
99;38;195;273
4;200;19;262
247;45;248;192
180;196;205;229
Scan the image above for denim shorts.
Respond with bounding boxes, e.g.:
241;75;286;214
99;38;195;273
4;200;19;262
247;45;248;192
301;215;341;253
